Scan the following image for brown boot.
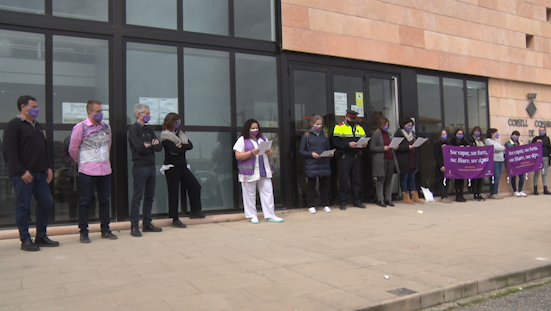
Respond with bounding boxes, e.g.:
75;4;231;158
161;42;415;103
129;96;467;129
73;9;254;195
411;191;425;204
402;192;415;205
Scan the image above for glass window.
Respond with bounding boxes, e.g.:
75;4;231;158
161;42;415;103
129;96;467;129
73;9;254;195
184;48;230;126
126;0;177;30
234;0;275;41
183;0;228;36
0;0;44;14
185;132;235;211
333;75;363;125
417;75;442;133
443;78;465;131
53;36;109;124
52;0;108;22
467;81;488;133
369;78;397;134
236;53;278;127
0;29;45;123
127;43;178;125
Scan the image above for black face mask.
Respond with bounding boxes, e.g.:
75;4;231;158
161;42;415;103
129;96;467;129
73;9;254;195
347;120;356;126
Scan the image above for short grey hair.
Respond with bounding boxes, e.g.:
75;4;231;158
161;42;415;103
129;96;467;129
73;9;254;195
310;115;323;126
134;103;149;119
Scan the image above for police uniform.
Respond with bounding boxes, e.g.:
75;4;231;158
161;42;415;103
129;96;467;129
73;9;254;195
333;110;366;210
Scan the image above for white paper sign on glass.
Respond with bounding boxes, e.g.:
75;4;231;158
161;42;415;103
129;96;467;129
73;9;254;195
351;105;364;117
258;140;272;153
356;137;371;148
334;92;347;116
62;102;88;124
319;149;336;157
412;137;428;148
388;137;404;148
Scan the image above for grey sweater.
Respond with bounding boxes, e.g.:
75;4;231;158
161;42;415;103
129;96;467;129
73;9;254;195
484;138;506;162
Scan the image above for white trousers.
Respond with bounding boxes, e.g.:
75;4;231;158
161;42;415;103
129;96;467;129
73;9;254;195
241;177;275;219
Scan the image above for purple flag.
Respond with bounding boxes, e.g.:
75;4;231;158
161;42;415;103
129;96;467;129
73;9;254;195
443;145;494;179
505;141;543;177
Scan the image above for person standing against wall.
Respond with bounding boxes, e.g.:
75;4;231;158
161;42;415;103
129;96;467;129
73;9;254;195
128;103;163;237
299;115;333;214
370;118;399;208
69;100;117;243
433;129;452;203
531;127;551;195
3;95;59;251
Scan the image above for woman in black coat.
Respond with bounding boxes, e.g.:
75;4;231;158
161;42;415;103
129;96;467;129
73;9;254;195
468;126;485;201
433;129;452;203
299;115;333;214
394;118;424;204
450;128;469;202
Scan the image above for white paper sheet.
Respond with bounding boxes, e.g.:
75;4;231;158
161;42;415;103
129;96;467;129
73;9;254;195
319;149;336;157
355;137;371;148
412;137;428;148
421;186;435;202
388;137;404;148
259;140;272;153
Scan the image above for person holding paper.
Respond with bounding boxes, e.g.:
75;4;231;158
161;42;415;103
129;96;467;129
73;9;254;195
233;119;283;224
450;128;469;202
370;117;399;208
299;115;333;214
505;131;527;197
394;118;424;204
161;113;205;229
433;129;452;203
531;127;551;195
485;128;505;199
333;109;367;210
468;126;485;201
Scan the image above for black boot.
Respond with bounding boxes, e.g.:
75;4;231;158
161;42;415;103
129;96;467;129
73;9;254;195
534;186;539;195
544;186;551;195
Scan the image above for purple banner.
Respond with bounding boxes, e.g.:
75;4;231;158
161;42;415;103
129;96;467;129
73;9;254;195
443;145;494;179
505;141;543;177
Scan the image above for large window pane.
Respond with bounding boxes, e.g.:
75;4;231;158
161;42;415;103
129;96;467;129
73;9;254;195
417;75;442;133
127;43;178;125
262;132;281;205
53;36;109;124
333;75;363;125
234;0;275;41
443;78;465;130
183;0;228;36
0;0;44;14
467;81;488;133
52;0;108;22
236;53;278;127
184;48;230;126
0;30;45;123
126;0;177;30
369;78;397;134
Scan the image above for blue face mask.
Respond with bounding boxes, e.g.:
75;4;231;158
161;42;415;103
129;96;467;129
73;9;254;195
457;134;464;140
512;136;519;141
441;135;447;141
404;125;412;132
382;125;389;132
474;132;481;138
540;131;546;137
495;133;500;139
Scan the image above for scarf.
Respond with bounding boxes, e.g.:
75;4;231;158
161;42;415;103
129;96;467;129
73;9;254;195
401;129;415;142
161;130;189;155
472;136;484;147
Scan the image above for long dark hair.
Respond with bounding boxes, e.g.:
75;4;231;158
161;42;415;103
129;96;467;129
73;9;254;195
487;128;498;139
470;126;482;137
162;112;180;131
241;119;261;139
436;128;447;143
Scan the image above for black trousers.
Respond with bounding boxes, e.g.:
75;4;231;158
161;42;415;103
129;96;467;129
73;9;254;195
307;176;330;207
454;179;464;194
165;165;202;219
339;154;361;204
438;178;449;199
471;178;483;196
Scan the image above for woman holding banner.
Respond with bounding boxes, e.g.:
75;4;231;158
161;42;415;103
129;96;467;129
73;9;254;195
450;129;469;202
468;126;485;201
433;129;452;203
505;131;527;197
531;127;551;195
485;128;505;199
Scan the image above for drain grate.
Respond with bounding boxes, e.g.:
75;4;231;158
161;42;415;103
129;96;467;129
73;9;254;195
387;287;418;296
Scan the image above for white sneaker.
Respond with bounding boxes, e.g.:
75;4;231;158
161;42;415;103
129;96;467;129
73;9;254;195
308;207;316;214
514;191;522;197
266;216;283;223
520;191;528;197
323;206;332;213
251;216;259;224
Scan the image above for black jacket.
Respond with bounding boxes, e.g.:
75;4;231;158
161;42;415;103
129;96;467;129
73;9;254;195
162;138;193;167
433;140;446;180
299;130;331;178
531;135;551;158
394;129;420;173
128;123;162;167
3;117;51;177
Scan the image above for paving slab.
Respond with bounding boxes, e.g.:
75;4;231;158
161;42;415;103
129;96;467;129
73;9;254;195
1;195;551;310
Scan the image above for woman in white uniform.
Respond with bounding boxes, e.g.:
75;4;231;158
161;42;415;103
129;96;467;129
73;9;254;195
233;119;283;224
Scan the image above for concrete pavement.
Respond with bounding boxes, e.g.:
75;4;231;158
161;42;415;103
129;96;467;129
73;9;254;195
1;194;551;311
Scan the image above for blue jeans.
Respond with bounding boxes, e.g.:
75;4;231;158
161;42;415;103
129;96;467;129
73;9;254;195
10;171;53;242
78;173;111;233
400;169;416;192
491;161;504;195
511;174;525;193
130;165;156;228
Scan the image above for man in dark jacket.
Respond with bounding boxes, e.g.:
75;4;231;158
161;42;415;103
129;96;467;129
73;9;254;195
128;103;163;237
532;127;551;195
3;95;60;251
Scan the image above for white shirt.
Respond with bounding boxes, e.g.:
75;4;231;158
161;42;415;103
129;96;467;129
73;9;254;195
233;136;273;182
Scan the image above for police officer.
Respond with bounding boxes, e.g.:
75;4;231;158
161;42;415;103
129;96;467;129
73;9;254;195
333;109;368;210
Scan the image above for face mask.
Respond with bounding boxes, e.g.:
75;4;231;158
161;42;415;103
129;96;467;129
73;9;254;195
512;136;519;141
348;120;356;126
313;125;323;132
143;115;151;123
26;106;40;119
457;134;464;140
404;125;412;132
441;135;447;141
474;132;481;138
382;125;389;132
174;121;181;130
495;133;500;139
250;129;259;137
540;131;546;136
94;112;103;122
